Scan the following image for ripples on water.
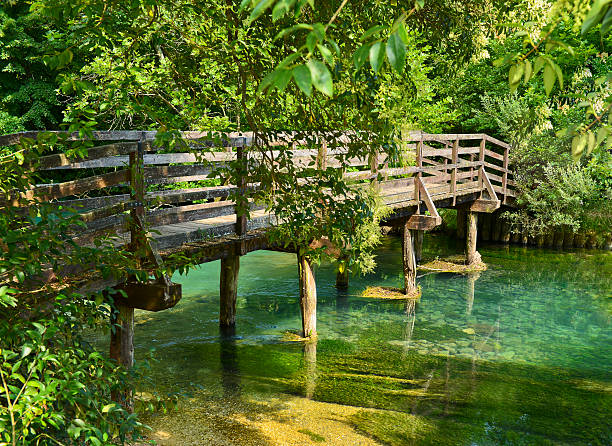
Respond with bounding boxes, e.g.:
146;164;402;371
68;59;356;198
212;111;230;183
127;235;611;445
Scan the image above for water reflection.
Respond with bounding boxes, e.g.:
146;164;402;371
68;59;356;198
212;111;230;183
465;271;480;315
303;339;317;399
219;325;240;398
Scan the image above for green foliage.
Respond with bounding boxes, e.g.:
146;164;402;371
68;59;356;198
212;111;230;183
0;297;146;445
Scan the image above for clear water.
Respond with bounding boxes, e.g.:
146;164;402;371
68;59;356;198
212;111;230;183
131;235;612;445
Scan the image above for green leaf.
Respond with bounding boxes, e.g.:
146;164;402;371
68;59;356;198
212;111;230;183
602;7;612;35
385;32;406;73
101;404;115;413
571;134;587;160
543;64;556;95
587;130;596;155
353;45;370;70
361;25;386;41
307;59;333;97
534;56;546;75
248;0;275;24
317;44;333;65
582;0;612;34
292;65;312;96
553;62;564;90
369;41;385;73
274;24;313;41
523;59;533;82
272;0;296;21
274;69;293;91
397;22;409;44
509;62;524;92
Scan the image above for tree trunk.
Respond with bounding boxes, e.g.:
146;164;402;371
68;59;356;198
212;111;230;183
298;253;317;338
220;253;240;327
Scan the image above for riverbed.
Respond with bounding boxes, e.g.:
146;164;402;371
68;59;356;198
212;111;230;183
130;234;612;445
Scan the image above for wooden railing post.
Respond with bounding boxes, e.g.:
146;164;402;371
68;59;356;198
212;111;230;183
451;138;458;206
414;139;422;210
129;137;146;254
502;146;509;204
236;136;248;238
317;138;327;171
369;148;379;187
478;137;486;191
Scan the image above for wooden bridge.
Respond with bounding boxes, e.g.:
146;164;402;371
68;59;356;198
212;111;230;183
1;130;515;378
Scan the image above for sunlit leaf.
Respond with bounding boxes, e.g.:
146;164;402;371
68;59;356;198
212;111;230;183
369;41;385;73
307;59;333;97
292;64;312;95
385;32;406;73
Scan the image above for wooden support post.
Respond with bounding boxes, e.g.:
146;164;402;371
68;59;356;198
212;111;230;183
478;138;486;190
220;253;240;327
335;259;349;289
402;223;418;294
109;304;134;411
466;211;481;265
415;230;424;263
456;209;466;239
298;253;317;338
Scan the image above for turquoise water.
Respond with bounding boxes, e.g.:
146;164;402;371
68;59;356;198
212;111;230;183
133;235;612;445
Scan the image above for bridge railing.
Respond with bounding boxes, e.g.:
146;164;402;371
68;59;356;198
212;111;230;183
0;130;515;250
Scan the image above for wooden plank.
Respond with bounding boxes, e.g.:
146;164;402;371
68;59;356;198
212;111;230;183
405;214;442;230
451;139;458;205
417;177;440;219
144;165;215;184
37;142;138;170
469;199;500;213
502;147;509;204
483;161;508;173
421;146;480;158
146;201;248;227
480;169;499;201
485;149;504;161
485;134;512;150
27;169;129;202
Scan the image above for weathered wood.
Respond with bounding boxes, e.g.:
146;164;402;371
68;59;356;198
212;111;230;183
17;170;129;205
129;143;146;254
402;224;418;294
236;141;248;239
502;147;509;203
466;211;480;265
220;253;240;327
456;209;466;239
114;281;182;311
109;304;134;411
38;142;138;170
414;230;424;263
450;140;458;205
298;253;317;338
143;164;215;185
468;198;500;213
405;214;442;230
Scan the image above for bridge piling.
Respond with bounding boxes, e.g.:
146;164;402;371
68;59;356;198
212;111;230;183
220;253;240;327
466;211;480;265
414;230;424;263
109;304;134;411
402;223;418;294
335;260;349;289
298;253;317;338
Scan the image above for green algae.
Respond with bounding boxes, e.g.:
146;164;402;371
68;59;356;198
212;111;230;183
91;235;611;445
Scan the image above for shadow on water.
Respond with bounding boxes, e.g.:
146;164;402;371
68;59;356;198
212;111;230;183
122;234;611;445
